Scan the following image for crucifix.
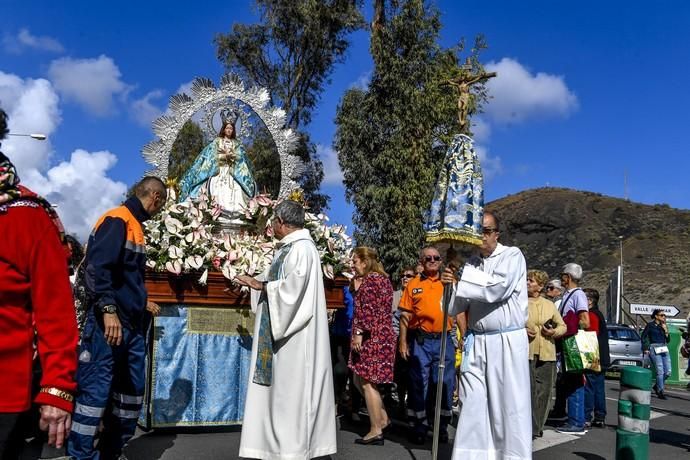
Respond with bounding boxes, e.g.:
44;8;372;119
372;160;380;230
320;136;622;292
445;61;497;135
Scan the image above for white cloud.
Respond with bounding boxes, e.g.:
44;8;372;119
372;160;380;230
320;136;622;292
176;81;194;96
316;144;343;186
3;28;64;54
28;150;127;240
0;71;61;172
484;57;578;123
131;89;164;126
471;117;491;143
48;55;131;116
349;71;371;91
0;71;127;241
473;144;503;181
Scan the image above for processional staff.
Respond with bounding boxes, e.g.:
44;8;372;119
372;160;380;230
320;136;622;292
426;63;496;460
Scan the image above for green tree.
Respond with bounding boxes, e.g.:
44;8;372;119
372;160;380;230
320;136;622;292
215;0;365;212
167;120;207;184
244;123;281;197
335;0;490;277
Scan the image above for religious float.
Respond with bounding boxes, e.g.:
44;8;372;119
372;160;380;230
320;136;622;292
137;75;351;429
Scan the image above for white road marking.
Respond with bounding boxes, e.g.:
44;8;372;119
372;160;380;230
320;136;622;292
533;429;579;452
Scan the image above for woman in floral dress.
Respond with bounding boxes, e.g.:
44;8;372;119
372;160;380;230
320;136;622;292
349;247;396;445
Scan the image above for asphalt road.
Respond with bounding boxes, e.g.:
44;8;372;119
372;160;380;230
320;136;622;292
121;380;690;460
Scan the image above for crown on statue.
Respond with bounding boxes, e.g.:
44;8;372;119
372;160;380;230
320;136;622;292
220;109;239;125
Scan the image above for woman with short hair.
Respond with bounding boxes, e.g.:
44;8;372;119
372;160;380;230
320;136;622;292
526;269;567;438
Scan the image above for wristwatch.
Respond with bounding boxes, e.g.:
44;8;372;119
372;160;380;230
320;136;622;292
354;330;364;336
101;304;117;314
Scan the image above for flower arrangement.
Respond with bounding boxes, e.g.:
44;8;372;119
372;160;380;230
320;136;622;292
144;189;352;284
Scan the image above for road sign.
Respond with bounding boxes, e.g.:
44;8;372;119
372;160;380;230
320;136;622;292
629;303;680;317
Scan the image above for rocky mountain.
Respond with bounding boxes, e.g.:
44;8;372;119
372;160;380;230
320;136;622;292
488;187;690;322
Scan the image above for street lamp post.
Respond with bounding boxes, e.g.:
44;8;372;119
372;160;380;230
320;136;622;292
8;133;47;140
618;235;624;324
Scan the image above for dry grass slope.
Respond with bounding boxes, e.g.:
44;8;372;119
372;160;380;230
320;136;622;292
488;187;690;321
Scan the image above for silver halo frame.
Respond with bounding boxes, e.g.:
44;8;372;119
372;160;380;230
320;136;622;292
142;74;303;198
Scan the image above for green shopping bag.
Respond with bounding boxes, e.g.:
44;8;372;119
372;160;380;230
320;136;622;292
563;330;601;373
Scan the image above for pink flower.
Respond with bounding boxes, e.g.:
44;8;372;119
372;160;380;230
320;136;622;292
256;194;272;207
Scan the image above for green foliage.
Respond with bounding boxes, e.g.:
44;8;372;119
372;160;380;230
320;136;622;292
214;0;365;212
168;120;207;183
244;123;281;197
335;0;490;277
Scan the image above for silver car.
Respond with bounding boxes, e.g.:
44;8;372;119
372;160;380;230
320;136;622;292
607;324;644;372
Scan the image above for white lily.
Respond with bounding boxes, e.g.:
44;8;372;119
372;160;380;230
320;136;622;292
165;260;182;275
186;255;204;270
168;245;184;259
198;268;208;285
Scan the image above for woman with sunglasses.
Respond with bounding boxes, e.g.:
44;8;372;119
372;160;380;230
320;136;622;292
641;309;672;399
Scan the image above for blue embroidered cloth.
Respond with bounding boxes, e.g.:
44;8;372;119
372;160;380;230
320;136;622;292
178;137;257;201
252;242;293;386
139;305;253;427
424;134;484;246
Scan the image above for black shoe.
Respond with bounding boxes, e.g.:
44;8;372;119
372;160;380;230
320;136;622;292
592;419;605;428
355;434;384;446
658;391;668;400
653;384;660;396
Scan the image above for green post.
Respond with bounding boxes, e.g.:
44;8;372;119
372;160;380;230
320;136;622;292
616;366;652;460
666;320;690;386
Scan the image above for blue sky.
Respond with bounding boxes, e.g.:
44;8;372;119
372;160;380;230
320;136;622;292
2;0;689;240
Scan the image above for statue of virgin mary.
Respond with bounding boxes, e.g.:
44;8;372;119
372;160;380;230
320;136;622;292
177;109;257;219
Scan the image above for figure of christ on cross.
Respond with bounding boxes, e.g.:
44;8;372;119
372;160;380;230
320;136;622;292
444;62;497;135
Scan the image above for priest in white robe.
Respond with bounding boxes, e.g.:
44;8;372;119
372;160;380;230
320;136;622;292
235;200;337;460
442;211;532;460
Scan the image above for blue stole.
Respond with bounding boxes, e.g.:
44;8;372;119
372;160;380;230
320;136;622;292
178;138;257;202
252;242;293;386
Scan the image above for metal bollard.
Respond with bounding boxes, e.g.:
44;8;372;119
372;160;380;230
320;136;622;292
616;366;652;460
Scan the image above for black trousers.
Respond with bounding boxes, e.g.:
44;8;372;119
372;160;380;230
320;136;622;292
0;413;21;460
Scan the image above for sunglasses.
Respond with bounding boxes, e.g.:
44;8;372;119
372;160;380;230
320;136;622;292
546;286;556;290
424;255;442;262
482;228;498;235
402;274;415;279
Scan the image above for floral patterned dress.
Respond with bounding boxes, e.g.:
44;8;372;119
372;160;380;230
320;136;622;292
348;272;396;384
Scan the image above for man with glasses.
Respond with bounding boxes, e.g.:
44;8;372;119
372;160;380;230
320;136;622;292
441;211;531;459
399;248;456;444
553;263;590;435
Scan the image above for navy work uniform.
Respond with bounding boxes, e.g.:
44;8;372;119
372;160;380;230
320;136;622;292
68;197;152;459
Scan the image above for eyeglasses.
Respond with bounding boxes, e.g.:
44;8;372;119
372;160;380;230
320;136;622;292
402;274;415;279
482;228;498;235
658;314;666;317
546;286;556;290
424;255;442;262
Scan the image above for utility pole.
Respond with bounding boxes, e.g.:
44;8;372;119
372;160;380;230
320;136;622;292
618;235;624;323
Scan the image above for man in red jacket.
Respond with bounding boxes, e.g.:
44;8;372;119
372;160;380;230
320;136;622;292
0;108;79;455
